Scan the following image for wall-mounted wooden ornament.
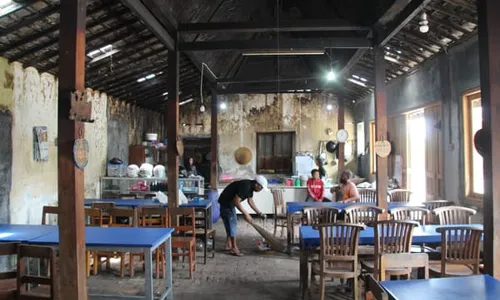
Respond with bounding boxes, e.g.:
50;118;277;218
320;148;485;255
374;140;392;158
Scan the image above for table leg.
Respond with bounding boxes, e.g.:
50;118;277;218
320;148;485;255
287;213;292;254
204;208;208;264
165;237;173;300
145;249;154;300
299;246;309;300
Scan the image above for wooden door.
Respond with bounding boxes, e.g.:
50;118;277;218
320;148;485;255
424;105;444;200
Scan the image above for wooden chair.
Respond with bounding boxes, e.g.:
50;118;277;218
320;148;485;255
41;206;59;225
171;207;197;279
360;220;419;280
379;253;429;281
359;189;377;204
365;274;388;300
95;208;136;277
130;207;170;278
433;206;476;225
310;223;365;300
0;243;18;300
422;200;453;224
272;189;287;238
344;204;384;225
302;207;339;225
429;226;482;277
84;208;104;278
90;202;115;225
17;244;57;300
388;189;412;203
390;207;430;225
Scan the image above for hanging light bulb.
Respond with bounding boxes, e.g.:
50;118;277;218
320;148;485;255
200;104;205;113
327;70;336;81
419;12;429;33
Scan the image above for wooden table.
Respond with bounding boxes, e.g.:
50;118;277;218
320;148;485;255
298;224;483;299
85;198;214;263
286;201;426;253
27;226;174;300
380;275;500;300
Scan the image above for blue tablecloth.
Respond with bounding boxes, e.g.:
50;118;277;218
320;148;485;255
26;226;174;248
286;201;424;214
299;224;483;250
0;224;57;243
381;275;500;300
85;198;212;209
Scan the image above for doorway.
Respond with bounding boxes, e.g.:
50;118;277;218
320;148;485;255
407;110;426;202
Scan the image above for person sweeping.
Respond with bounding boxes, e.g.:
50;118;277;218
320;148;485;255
218;175;269;256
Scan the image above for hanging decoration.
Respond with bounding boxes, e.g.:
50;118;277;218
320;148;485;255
73;128;89;169
374;139;392;158
69;90;94;123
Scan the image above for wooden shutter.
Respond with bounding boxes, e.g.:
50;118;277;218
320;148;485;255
424;105;444;200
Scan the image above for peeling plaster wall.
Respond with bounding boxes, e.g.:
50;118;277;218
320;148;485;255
10;63;58;224
0;56;164;224
180;93;355;179
107;98;164;164
84;90;108;198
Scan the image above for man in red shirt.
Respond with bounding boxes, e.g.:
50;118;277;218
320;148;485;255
306;169;330;202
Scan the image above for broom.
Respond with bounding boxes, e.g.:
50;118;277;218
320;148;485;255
250;222;287;253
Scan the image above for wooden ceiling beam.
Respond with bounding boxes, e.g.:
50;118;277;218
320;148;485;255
0;1;119;53
427;4;477;24
26;19;141;65
0;4;60;35
180;37;372;51
178;19;370;34
376;0;433;45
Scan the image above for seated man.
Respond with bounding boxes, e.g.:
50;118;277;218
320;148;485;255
331;170;360;203
306;169;330;202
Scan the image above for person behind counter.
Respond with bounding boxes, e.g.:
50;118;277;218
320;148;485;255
315;158;326;180
186;157;198;176
218;175;268;256
331;169;360;203
306;169;331;202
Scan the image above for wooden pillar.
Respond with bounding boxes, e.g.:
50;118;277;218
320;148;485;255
374;46;388;214
337;99;345;172
167;32;180;224
210;88;218;189
57;0;87;299
478;0;500;278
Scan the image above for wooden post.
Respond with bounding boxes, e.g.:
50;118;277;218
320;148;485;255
374;45;388;214
478;0;500;278
167;32;180;225
337;98;345;172
57;0;87;299
210;88;218;189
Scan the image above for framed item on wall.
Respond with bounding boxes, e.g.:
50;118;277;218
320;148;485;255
33;126;49;161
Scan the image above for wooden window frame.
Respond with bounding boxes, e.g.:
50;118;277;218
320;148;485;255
256;131;295;175
463;89;483;205
369;121;376;174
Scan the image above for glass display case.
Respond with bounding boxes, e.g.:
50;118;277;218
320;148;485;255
100;176;205;198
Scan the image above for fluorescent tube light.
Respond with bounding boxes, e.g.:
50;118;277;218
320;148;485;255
348;78;367;87
242;50;325;56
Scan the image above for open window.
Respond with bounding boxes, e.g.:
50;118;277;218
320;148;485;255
463;90;483;202
256;132;295;175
